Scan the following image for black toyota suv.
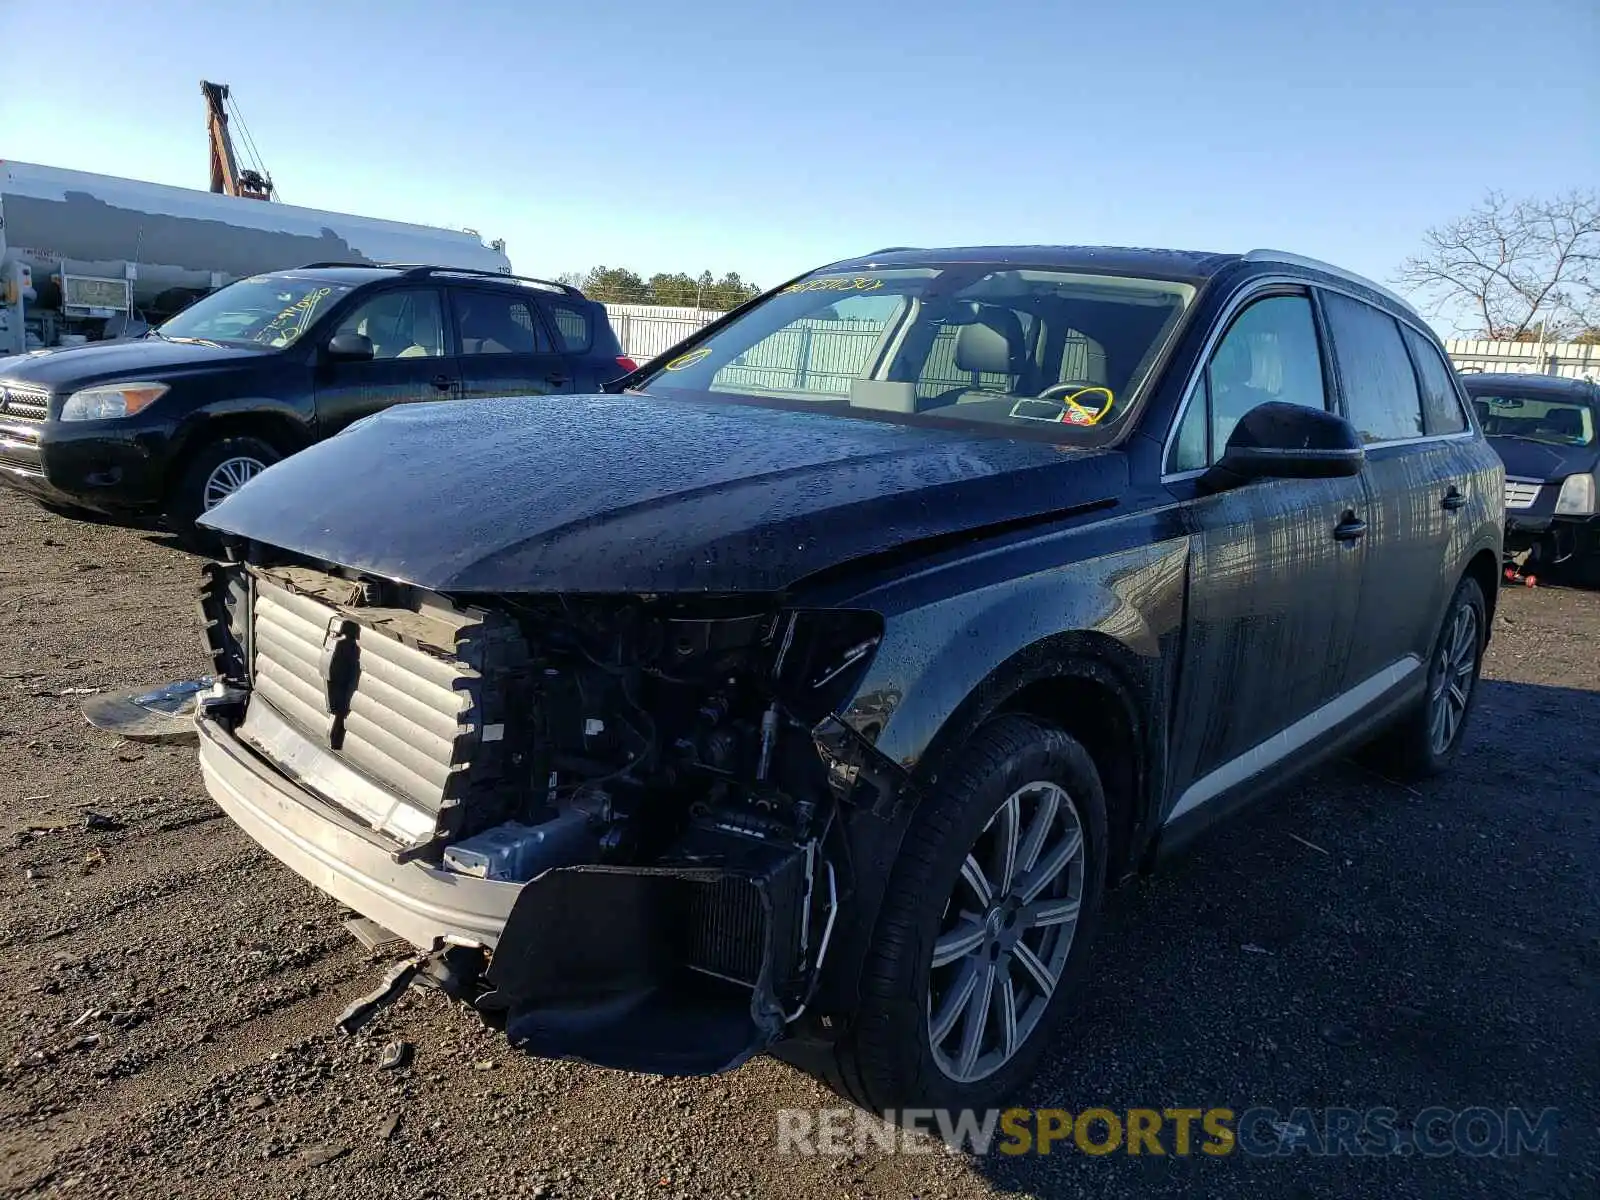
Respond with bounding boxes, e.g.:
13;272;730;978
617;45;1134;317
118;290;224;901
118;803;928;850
1460;372;1600;584
0;264;632;539
190;246;1502;1114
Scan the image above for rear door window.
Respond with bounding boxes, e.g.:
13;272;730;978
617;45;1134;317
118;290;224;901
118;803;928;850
1400;326;1468;435
453;292;554;356
1321;293;1425;443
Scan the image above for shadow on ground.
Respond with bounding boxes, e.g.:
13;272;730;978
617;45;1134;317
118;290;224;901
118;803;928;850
952;678;1598;1198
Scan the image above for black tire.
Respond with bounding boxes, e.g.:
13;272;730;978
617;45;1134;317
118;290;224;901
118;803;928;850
823;715;1109;1113
1363;574;1487;779
166;435;283;552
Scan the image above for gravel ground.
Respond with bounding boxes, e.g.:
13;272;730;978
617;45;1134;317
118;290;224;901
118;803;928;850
0;495;1595;1200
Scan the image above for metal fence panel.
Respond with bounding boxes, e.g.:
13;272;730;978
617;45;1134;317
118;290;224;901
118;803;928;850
1444;339;1599;380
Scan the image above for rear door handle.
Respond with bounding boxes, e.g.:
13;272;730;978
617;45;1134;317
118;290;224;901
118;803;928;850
430;374;454;392
1442;487;1467;511
1333;513;1367;542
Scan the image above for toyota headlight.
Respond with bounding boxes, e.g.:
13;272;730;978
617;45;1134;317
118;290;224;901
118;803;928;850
1554;472;1598;516
59;381;169;421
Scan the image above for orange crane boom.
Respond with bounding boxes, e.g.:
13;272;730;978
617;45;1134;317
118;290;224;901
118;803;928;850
201;80;272;201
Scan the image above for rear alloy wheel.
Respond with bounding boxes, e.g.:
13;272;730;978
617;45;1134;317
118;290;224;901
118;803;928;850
822;715;1107;1113
1364;574;1487;779
927;780;1087;1083
1427;602;1479;757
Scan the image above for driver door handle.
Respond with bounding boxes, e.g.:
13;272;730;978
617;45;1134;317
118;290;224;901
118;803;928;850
1333;512;1367;542
430;374;454;392
1442;486;1467;511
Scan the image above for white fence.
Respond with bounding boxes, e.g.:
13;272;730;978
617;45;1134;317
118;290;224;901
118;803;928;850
605;303;1600;384
604;303;720;363
1443;339;1599;381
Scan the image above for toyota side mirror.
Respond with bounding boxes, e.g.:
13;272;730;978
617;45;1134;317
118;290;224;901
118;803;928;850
325;332;375;362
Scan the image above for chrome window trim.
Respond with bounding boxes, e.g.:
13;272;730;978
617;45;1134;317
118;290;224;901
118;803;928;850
1165;655;1422;823
1242;249;1421;318
1160;274;1476;481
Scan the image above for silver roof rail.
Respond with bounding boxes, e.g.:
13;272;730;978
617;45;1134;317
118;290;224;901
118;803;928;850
1242;249;1419;317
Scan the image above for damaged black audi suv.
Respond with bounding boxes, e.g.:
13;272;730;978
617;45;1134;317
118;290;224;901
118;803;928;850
192;245;1503;1111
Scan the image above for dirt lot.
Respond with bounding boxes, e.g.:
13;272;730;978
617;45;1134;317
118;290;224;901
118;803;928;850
1;495;1596;1200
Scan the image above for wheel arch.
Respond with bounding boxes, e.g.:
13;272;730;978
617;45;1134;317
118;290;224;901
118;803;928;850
908;630;1167;884
165;406;309;499
1463;545;1500;630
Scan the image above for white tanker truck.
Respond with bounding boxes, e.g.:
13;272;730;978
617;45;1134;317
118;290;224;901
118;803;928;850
0;159;511;355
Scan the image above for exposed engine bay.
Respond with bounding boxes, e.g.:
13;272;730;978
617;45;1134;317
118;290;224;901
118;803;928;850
197;555;892;1072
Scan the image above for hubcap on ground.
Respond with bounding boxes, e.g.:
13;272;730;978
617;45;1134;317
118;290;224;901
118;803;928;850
1428;603;1479;756
202;456;266;510
927;779;1086;1084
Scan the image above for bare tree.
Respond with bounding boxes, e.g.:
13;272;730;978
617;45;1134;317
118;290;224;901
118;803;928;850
1396;191;1599;340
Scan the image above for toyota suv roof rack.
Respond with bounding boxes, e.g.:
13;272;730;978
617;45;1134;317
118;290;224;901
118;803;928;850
294;262;581;296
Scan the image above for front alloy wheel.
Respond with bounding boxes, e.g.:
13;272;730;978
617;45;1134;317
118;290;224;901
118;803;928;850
814;715;1107;1114
201;455;267;510
928;780;1087;1083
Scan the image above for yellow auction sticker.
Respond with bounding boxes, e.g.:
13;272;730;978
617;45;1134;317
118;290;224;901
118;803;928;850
1060;386;1114;425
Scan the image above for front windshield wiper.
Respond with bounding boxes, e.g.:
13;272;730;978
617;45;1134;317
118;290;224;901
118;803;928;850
164;336;227;350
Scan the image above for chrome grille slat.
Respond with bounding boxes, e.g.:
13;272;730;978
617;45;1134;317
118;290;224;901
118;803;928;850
1504;479;1541;510
0;382;50;422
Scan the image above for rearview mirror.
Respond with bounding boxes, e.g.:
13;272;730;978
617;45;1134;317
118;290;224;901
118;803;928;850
1200;401;1365;493
325;332;374;362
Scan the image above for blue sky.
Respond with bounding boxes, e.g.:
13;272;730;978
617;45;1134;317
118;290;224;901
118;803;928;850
3;0;1595;331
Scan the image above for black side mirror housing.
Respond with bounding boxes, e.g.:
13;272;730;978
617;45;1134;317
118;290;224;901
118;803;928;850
1200;401;1366;493
325;332;375;362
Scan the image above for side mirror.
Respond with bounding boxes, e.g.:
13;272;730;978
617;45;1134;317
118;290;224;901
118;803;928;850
1201;401;1365;493
325;332;374;362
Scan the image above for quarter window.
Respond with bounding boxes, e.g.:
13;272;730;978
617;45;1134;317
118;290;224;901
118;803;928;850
1321;293;1425;444
1401;326;1468;435
545;300;593;353
1169;294;1328;471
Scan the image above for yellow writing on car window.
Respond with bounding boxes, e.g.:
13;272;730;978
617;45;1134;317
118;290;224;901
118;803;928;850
664;346;713;371
254;287;333;345
780;275;887;295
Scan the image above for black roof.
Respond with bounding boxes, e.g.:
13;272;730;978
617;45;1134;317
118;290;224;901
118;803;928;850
829;244;1238;281
1459;372;1598;401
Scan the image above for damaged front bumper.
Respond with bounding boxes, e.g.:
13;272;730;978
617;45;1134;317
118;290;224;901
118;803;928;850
198;703;524;950
198;702;829;1074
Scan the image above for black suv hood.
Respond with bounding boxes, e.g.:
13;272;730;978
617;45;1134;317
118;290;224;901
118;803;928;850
0;338;268;390
203;392;1125;593
1488;435;1599;482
